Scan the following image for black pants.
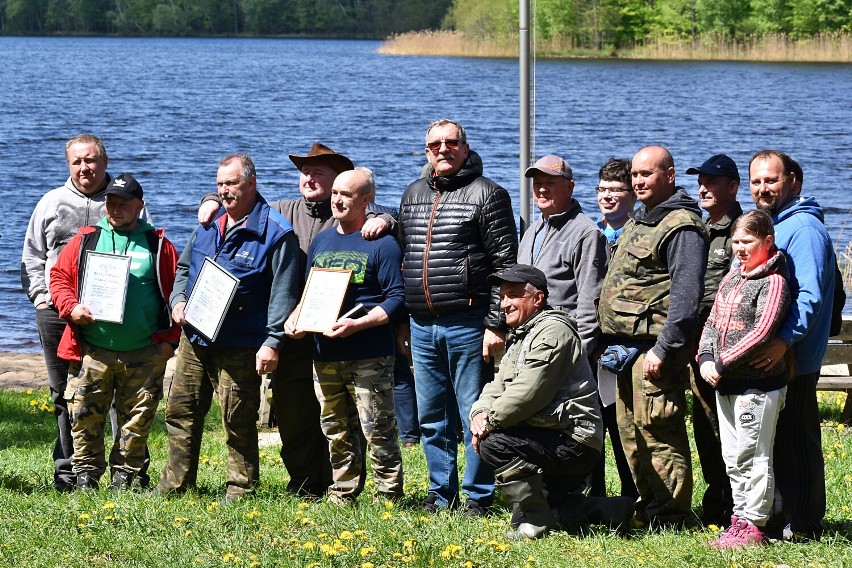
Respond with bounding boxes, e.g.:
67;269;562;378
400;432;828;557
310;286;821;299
36;307;74;489
690;361;733;524
771;372;825;533
590;401;638;498
479;425;600;504
271;336;333;497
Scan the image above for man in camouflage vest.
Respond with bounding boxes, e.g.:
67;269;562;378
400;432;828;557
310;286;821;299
597;146;708;525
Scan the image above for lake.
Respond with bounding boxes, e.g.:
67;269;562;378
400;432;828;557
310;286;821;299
1;37;850;352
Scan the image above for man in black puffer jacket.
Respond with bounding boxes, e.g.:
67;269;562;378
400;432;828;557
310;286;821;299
397;118;517;515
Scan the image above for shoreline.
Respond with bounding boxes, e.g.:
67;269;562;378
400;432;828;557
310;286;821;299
0;351;47;391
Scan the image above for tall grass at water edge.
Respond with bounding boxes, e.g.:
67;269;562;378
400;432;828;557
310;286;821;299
1;387;850;567
378;30;852;62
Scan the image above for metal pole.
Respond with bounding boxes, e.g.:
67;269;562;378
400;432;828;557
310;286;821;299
519;0;531;236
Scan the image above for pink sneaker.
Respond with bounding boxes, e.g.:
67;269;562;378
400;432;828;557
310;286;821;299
708;516;742;548
711;518;768;549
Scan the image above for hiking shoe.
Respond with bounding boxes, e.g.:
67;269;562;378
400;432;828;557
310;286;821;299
782;523;823;543
75;472;99;491
708;515;740;547
423;492;441;513
109;472;134;491
461;499;491;518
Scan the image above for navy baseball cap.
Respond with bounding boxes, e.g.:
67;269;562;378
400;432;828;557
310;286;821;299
487;264;549;298
105;173;144;200
685;154;740;182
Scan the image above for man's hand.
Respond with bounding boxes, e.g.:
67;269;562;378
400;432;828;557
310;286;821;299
256;346;279;376
69;304;95;325
284;308;306;339
324;318;360;339
482;327;505;363
470;412;490;454
172;301;187;326
198;200;220;227
396;322;411;360
360;217;389;240
748;337;788;370
700;361;721;387
642;350;664;380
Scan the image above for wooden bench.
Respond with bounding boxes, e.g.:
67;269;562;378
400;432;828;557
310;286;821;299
818;317;852;424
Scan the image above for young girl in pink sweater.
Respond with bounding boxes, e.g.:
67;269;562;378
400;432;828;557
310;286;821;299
697;210;791;548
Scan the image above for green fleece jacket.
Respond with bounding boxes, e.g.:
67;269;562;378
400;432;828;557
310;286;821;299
470;308;603;452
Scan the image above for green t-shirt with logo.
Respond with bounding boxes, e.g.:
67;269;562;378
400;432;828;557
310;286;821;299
80;217;161;352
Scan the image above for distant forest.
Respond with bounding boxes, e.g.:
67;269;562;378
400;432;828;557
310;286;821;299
2;0;850;45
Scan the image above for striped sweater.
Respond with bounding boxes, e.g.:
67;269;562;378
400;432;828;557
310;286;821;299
698;248;791;395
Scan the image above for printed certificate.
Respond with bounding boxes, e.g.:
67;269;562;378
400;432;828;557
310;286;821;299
294;267;352;333
184;257;240;342
80;251;132;324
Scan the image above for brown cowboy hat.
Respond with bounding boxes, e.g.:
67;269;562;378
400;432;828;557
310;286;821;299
288;142;354;174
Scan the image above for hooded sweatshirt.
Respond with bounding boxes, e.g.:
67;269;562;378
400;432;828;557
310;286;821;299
771;196;836;374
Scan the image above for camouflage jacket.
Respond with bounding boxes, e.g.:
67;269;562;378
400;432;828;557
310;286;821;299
598;189;707;352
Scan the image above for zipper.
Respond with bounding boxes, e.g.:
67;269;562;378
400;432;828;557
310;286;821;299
423;192;443;316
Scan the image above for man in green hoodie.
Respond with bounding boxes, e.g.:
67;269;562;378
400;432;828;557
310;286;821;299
49;173;180;491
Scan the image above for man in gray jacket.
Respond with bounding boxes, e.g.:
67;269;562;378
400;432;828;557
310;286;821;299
470;265;616;539
517;155;608;356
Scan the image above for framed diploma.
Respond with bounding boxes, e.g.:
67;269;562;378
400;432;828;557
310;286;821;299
184;257;240;342
80;251;132;324
294;267;352;333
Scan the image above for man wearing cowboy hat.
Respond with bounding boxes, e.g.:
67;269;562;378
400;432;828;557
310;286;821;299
197;142;354;497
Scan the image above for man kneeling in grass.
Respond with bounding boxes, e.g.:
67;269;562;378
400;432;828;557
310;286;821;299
470;264;633;539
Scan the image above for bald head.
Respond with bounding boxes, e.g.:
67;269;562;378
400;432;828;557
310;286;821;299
331;169;372;231
631;145;676;210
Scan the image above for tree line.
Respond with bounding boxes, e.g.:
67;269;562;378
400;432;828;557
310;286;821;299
447;0;852;49
0;0;451;36
1;0;849;42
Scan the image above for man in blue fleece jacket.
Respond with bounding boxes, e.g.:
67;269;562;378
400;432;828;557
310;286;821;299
746;150;835;541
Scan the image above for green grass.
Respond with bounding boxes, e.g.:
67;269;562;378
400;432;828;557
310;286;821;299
1;388;850;567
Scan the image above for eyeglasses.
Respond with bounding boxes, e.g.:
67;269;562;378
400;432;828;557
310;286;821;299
595;186;631;195
426;139;461;154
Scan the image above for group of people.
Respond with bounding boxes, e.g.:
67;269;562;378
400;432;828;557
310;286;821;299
22;122;837;548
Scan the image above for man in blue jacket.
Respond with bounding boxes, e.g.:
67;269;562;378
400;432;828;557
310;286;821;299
747;150;835;541
158;153;300;502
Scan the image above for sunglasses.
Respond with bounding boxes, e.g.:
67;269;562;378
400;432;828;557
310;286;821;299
426;139;461;154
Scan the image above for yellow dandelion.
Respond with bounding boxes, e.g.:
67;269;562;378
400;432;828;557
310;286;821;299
362;563;375;568
384;500;394;509
838;424;845;431
26;389;33;395
708;524;719;532
361;546;376;557
440;544;462;560
249;563;261;568
185;530;192;537
340;530;354;540
103;501;116;510
382;511;393;520
303;541;315;550
78;513;90;521
222;553;234;562
246;508;261;520
30;400;38;406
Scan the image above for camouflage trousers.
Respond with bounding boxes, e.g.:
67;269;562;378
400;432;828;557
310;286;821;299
64;342;168;481
616;349;693;523
314;356;403;499
158;335;260;500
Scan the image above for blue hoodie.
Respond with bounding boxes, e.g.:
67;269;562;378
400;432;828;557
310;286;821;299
772;196;835;374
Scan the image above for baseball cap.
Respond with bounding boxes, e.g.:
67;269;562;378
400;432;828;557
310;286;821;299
685;154;740;182
524;155;573;180
487;264;549;297
105;173;144;200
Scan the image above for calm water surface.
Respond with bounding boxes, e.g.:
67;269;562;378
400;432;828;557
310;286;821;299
1;37;850;351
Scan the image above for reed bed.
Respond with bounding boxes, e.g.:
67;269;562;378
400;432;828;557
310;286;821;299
378;29;852;62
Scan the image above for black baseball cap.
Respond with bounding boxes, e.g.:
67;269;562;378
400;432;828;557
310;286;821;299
487;264;548;297
105;173;144;200
685;154;740;182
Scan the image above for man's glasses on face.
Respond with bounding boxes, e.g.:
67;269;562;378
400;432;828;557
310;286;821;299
595;186;630;196
426;139;461;154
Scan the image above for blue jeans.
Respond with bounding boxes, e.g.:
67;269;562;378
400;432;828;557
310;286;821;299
393;348;420;444
410;308;494;507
